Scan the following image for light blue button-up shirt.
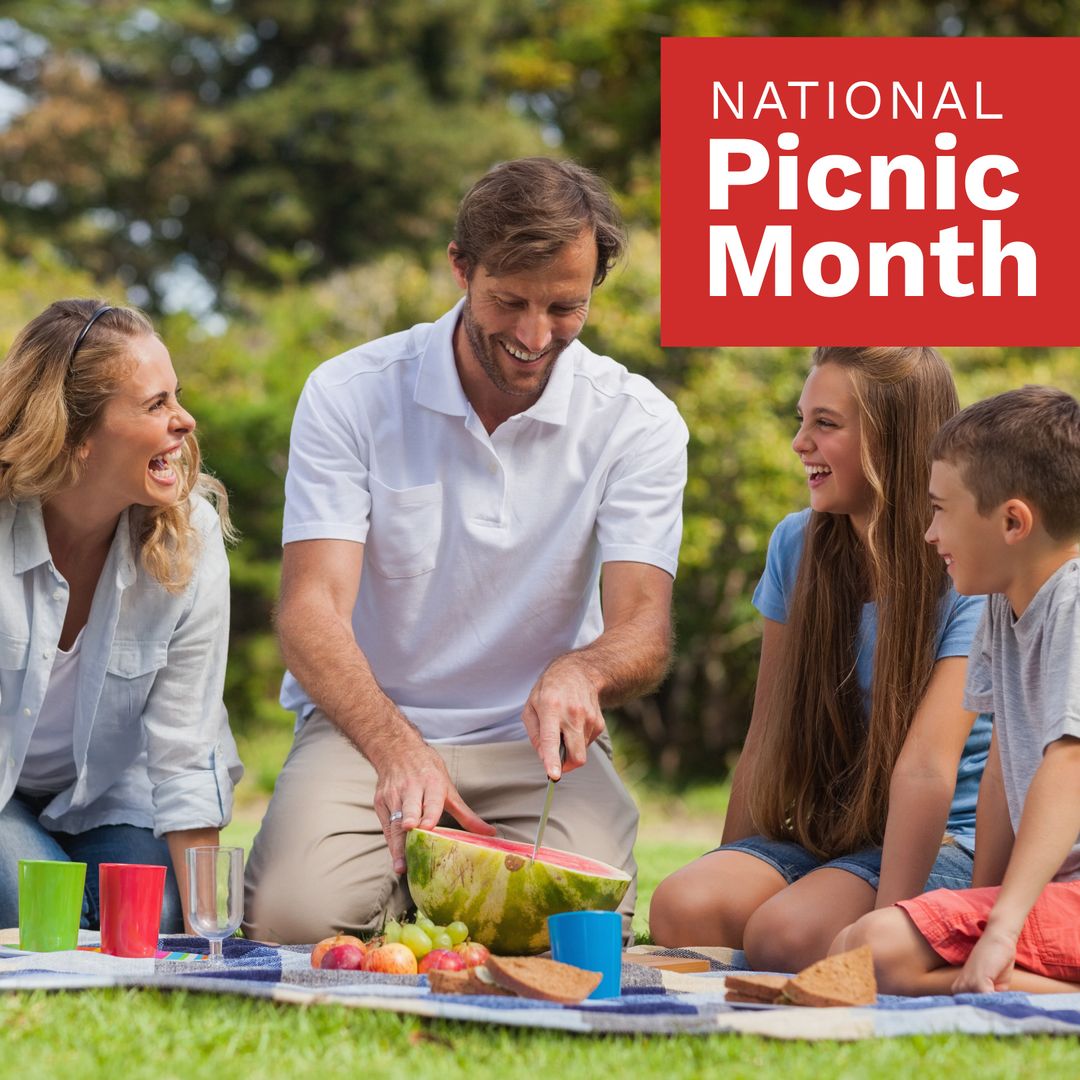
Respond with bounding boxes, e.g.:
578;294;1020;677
0;496;242;837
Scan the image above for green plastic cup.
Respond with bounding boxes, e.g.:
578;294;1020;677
18;859;87;951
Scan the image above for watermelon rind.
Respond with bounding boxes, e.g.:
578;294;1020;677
405;827;630;955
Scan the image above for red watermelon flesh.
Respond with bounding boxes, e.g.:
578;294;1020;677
426;827;619;873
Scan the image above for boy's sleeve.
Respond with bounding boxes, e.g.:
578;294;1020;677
962;604;994;715
1041;594;1080;748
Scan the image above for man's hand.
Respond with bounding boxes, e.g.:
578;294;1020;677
520;562;673;781
371;740;495;874
952;925;1018;994
522;654;605;780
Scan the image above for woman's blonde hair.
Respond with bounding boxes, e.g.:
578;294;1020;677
748;346;959;858
0;298;233;593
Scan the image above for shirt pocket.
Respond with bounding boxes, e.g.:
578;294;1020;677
105;639;170;720
365;476;443;579
0;633;29;718
0;632;29;670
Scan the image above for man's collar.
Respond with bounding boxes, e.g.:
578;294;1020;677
413;298;575;428
413;300;470;417
516;340;574;427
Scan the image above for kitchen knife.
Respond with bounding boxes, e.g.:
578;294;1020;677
530;740;566;861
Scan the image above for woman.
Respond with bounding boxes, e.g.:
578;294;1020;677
649;347;990;970
0;299;243;934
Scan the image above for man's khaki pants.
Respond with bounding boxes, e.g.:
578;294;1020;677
243;711;639;944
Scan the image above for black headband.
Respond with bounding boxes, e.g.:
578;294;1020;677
68;306;114;366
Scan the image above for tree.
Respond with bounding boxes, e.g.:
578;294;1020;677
0;0;541;309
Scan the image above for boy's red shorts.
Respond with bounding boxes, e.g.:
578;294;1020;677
897;882;1080;983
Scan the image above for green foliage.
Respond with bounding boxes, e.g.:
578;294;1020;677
0;0;541;307
4;2;1080;788
3;243;1079;785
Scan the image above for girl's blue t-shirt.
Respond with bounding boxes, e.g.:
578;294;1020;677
752;508;990;852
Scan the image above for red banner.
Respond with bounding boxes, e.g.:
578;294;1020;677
661;38;1080;345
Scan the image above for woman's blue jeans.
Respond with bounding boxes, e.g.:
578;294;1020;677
0;791;183;933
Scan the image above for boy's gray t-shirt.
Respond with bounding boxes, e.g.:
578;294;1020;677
963;558;1080;882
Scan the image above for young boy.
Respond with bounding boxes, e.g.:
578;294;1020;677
833;385;1080;995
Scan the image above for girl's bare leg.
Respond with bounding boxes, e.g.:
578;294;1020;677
648;851;787;948
741;868;878;972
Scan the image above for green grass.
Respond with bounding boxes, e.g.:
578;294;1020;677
3;986;1079;1079
5;786;1080;1076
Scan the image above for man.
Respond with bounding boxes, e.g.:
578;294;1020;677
244;158;688;943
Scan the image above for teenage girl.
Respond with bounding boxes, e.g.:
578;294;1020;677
649;347;990;971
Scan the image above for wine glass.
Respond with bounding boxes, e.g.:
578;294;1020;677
185;846;244;962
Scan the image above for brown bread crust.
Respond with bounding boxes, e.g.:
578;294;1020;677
724;972;788;1002
485;955;603;1003
781;944;877;1007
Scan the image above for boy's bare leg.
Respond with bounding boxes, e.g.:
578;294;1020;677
836;906;1080;995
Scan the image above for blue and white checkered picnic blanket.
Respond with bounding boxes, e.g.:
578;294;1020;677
3;934;1079;1039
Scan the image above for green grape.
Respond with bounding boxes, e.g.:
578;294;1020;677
416;915;436;933
446;921;469;945
383;919;402;944
431;930;453;950
401;923;433;959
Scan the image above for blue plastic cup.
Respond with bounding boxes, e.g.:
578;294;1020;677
547;910;622;999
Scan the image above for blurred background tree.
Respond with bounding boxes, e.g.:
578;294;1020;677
2;0;1078;791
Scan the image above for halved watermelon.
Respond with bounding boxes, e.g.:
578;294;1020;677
405;827;630;955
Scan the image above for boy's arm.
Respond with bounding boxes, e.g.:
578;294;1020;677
876;657;976;907
954;735;1080;993
971;727;1014;887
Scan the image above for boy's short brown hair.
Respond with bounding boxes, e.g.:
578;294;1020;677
930;385;1080;541
451;157;625;287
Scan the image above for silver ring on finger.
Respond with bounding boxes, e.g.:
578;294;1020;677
389;810;404;824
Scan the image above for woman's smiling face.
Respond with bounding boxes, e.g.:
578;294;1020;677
78;333;195;512
793;361;874;529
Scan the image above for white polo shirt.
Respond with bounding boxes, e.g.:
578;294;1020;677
280;299;688;743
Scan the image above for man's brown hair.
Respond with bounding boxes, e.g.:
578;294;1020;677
930;385;1080;541
451;157;625;286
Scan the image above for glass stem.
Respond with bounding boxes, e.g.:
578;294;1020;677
209;938;223;960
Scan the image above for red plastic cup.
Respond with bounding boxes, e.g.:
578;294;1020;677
99;863;167;958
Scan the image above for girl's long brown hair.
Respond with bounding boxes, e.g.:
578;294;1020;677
0;299;233;593
748;347;959;858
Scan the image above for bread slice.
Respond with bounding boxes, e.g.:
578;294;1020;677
780;944;876;1007
426;967;515;996
724;972;788;1003
484;955;603;1004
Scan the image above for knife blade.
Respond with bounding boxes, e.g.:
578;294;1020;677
530;740;566;861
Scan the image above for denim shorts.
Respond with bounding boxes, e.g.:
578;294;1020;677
716;834;974;892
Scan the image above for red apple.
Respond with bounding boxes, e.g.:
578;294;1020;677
366;942;419;975
320;943;367;970
418;948;467;974
453;942;491;968
311;933;366;969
